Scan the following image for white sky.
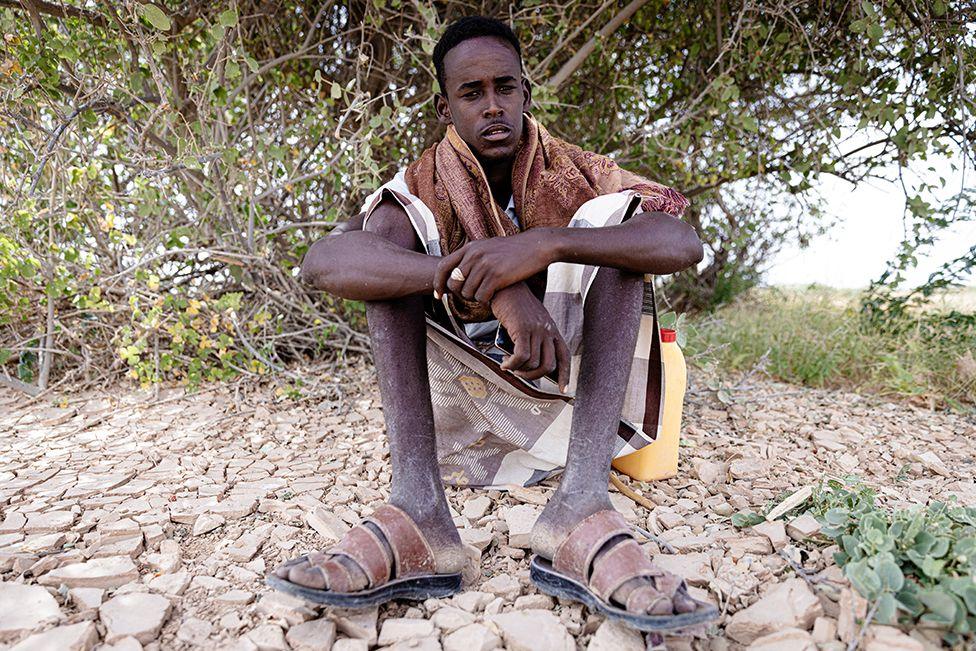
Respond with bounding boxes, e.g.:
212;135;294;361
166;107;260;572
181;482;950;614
765;162;975;289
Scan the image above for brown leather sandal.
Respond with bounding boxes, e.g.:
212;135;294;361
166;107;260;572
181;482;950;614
529;510;718;631
266;504;461;607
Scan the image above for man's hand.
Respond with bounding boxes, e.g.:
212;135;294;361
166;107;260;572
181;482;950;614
490;282;570;392
433;232;554;303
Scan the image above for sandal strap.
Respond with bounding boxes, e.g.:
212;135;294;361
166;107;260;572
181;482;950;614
626;583;670;613
589;538;663;602
365;504;436;577
553;510;632;582
326;524;392;588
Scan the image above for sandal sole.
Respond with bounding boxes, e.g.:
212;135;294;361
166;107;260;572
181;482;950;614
266;571;462;608
530;556;719;632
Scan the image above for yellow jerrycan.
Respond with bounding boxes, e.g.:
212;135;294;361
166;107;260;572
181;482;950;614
612;327;686;481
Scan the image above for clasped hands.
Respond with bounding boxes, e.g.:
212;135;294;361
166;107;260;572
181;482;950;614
433;233;570;392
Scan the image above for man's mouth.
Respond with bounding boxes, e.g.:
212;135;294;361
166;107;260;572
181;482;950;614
480;124;512;142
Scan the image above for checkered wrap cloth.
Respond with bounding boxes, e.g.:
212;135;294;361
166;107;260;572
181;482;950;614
360;175;677;488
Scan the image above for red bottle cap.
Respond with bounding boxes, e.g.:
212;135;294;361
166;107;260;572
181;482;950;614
660;328;676;343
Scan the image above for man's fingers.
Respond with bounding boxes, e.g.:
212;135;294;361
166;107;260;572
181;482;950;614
554;334;571;392
434;250;465;297
461;266;488;301
520;337;555;382
502;333;530;371
524;331;541;372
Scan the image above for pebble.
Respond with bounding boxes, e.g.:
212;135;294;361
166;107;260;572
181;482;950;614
746;627;816;650
99;592;172;644
431;606;475;633
177;617;214;646
193;513;225;536
786;514;821;541
487;609;574;651
0;583;62;639
587;619;644;651
9;621;98;651
482;573;521;600
726;578;823;644
751;520;788;551
285;618;337;651
148;570;191;596
504;505;540;548
332;639;369;651
333;607;379;645
255;591;317;625
443;623;501;651
69;587;105;610
38;555;139;589
246;623;289;650
377;617;436;645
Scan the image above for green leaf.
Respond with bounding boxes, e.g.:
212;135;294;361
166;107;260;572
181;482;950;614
731;511;765;528
868;23;883;42
139;4;171;31
919;590;958;624
219;9;238;27
244;55;259;73
876;559;904;592
742;115;758;132
876;592;897;624
846;560;882;599
330;81;342;100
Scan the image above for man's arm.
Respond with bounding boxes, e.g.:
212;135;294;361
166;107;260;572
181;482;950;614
434;211;704;303
299;200;441;301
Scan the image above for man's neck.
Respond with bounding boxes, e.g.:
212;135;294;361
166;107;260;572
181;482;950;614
482;158;513;207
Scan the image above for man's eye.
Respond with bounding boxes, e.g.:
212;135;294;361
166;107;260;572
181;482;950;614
500;86;515;92
464;91;480;99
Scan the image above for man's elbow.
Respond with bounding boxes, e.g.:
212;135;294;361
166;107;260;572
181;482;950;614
299;238;339;291
659;224;703;274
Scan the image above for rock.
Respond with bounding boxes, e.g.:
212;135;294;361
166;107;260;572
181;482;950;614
333;607;378;645
453;591;494;612
443;623;501;651
463;495;492;521
217;589;255;605
747;627;816;650
504;505;540;548
916;451;951;477
384;638;442;651
513;594;553;609
786;514;821;541
99;592;171;644
25;511;75;534
192;513;225;536
482;573;521;600
751;520;788;551
652;552;713;587
210;495;258;520
431;605;476;633
285;618;337;651
99;637;143;651
837;588;869;643
812;429;846;452
332;640;368;651
246;624;289;650
654;509;685;530
91;534;144;559
812;616;838;643
587;619;644;651
305;508;349;544
0;583;62;640
377;618;436;645
224;532;265;562
256;591;317;626
458;527;493;552
487;609;574;651
148;571;190;596
38;555;139;589
730;458;766;479
69;587;105;610
728;535;773;559
0;511;26;534
145;539;182;573
9;622;98;651
864;625;925;650
725;579;823;644
177;617;214;646
692;460;726;486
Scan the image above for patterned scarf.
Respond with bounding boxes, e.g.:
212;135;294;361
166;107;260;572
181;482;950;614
405;114;688;320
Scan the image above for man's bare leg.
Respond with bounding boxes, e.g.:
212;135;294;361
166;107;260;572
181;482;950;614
531;266;695;614
274;211;463;588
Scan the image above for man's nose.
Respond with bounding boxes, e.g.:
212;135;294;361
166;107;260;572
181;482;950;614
483;91;503;118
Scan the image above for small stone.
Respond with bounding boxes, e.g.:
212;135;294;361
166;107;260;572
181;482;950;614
837;588;868;643
377;617;436;645
192;513;225;536
210;495;258;520
751;520;789;551
224;532;265;562
463;496;492;521
256;591;317;626
488;609;574;651
726;578;823;644
219;612;245;633
453;591;493;612
177;618;213;646
0;583;62;640
652;552;713;587
148;571;190;596
91;534;144;559
333;607;378;645
443;623;501;651
431;606;476;633
458;527;493;552
285;618;337;651
786;514;821;541
812;429;846;452
728;535;773;560
504;505;540;548
24;510;75;534
482;573;520;600
693;460;727;487
729;458;766;479
99;592;172;644
216;589;255;605
587;619;644;651
0;511;26;534
747;627;816;650
68;587;105;610
38;555;139;589
812;617;838;643
9;622;98;651
246;623;289;650
145;539;181;574
864;625;924;651
654;509;685;530
332;640;368;651
513;594;553;610
99;637;143;651
305;508;350;544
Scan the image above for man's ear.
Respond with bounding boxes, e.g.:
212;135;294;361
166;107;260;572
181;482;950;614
521;77;532;111
435;93;452;125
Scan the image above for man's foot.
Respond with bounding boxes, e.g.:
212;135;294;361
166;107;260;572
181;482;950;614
269;502;466;605
531;498;700;617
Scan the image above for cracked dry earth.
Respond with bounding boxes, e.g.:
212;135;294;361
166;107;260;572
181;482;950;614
1;360;974;651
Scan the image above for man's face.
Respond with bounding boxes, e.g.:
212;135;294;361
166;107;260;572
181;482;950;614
435;36;531;165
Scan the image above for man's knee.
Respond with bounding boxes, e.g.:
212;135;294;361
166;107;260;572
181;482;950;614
364;200;422;251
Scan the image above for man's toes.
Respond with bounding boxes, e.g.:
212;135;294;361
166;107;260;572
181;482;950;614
673;588;697;613
287;563;327;589
625;584;673;615
647;595;673;615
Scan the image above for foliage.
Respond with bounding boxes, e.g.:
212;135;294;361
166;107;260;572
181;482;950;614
811;478;976;643
684;286;976;408
0;1;974;390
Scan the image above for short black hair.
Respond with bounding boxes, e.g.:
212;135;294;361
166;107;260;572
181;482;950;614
433;16;523;94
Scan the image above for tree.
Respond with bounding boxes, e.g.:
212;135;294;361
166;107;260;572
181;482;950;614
0;0;973;392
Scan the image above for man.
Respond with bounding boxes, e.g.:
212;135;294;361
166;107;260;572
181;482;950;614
270;16;717;631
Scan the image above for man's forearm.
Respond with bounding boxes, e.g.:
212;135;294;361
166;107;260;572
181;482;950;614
301;230;438;301
542;212;704;275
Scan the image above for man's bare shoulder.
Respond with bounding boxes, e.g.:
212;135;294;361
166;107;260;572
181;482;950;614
330;196;407;238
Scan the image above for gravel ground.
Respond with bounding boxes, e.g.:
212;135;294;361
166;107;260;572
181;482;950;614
1;361;973;650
